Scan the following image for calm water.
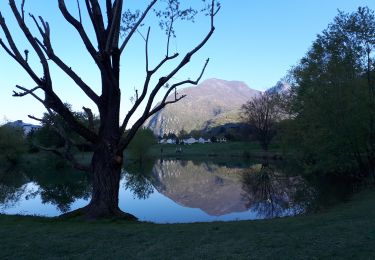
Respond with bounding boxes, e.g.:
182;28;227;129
0;159;345;223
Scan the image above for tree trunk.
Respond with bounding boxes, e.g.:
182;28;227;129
87;145;122;217
60;141;136;220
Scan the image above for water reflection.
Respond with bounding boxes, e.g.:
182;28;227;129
123;161;155;200
0;161;91;214
0;158;332;223
241;163;314;218
151;160;248;216
0;170;28;210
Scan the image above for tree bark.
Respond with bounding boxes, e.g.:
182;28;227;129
88;143;122;217
60;141;136;220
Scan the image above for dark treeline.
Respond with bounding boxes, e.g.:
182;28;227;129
243;7;375;182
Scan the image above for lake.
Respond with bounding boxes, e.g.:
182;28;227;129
0;158;349;223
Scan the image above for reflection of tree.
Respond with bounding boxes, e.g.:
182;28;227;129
0;184;26;210
0;170;29;210
0;156;92;213
38;180;91;213
241;163;311;218
0;153;156;214
29;170;91;213
123;158;156;200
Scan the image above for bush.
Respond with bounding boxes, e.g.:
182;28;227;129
127;129;157;163
0;125;27;165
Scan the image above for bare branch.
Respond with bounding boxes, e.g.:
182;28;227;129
149;58;209;116
12;85;41;97
150;53;179;74
14;85;44;104
120;74;149;133
140;2;219;124
1;4;99;144
28;114;43;122
76;0;82;24
34;143;90;172
145;27;150;72
120;0;158;53
120;32;178;133
8;0;52;90
87;0;106;49
119;1;219;138
0;38;17;60
29;13;100;105
105;0;123;52
21;0;26;21
106;0;113;24
120;58;209;150
58;0;100;65
0;11;42;85
166;16;174;56
82;106;95;131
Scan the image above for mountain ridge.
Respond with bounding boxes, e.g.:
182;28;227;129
145;78;260;136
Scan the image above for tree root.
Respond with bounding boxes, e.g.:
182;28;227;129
59;205;138;221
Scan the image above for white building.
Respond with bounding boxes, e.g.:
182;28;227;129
166;138;176;144
217;137;227;143
183;137;197;145
6;120;40;134
198;137;211;144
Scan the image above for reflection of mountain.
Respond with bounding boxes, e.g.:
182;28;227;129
151;160;248;216
151;160;314;218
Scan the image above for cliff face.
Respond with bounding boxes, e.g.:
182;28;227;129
145;78;259;136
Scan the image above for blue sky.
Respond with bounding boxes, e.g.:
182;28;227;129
1;0;375;125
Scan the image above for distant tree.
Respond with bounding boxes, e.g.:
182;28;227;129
178;129;188;139
0;125;27;165
166;132;177;140
242;92;281;151
127;128;156;164
30;104;98;152
0;0;220;219
189;129;202;139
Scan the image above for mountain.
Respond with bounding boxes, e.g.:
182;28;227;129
145;78;259;136
266;81;291;94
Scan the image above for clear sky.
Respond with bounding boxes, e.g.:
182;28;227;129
1;0;375;125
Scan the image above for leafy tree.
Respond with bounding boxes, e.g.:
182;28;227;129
286;7;375;179
30;105;98;151
0;0;220;219
0;125;27;165
178;129;188;139
127;128;156;163
241;92;281;151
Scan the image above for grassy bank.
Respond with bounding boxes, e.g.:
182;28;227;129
1;189;375;259
146;141;282;160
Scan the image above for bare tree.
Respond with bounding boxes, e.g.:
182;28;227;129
242;92;281;151
0;0;220;219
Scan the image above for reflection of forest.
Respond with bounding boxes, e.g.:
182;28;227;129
151;160;314;217
0;159;91;213
242;164;315;218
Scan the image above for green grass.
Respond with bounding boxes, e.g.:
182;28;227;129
147;141;282;160
1;189;375;259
